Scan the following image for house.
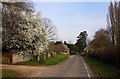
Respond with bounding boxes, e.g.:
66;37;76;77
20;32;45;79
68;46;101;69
47;43;70;57
55;44;70;54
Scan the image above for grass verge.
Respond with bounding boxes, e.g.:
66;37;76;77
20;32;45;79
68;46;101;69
15;54;69;66
83;56;120;77
2;69;19;77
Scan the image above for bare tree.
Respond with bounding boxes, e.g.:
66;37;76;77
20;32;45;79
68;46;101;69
91;28;112;49
43;18;58;41
107;1;120;45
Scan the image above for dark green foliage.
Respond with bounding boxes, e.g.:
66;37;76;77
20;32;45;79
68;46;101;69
64;41;78;54
67;44;77;52
75;31;88;52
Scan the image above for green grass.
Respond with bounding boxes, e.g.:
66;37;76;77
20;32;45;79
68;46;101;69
83;56;120;77
45;54;69;65
15;55;69;66
2;69;19;77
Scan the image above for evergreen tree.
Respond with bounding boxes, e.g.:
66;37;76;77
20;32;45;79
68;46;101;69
75;31;88;52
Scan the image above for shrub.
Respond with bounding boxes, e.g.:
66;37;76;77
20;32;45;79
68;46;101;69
88;45;120;68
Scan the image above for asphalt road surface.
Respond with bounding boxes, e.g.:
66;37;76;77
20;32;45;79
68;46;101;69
30;55;92;77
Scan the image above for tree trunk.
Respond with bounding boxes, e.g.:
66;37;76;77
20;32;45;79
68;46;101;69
38;53;45;64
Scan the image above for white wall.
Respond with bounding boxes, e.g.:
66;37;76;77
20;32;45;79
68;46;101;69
12;54;33;64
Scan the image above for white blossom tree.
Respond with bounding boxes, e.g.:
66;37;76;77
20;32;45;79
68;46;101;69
2;2;48;63
25;12;48;62
2;2;34;51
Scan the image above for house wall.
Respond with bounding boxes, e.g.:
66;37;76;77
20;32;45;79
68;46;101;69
47;52;57;58
12;54;33;64
62;52;70;55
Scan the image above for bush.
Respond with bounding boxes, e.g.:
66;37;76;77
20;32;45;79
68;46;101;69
88;45;120;68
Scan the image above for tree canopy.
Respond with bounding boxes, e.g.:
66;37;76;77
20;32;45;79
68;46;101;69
2;2;49;63
75;31;88;52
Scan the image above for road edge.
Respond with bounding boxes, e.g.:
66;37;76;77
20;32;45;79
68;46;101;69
80;56;96;78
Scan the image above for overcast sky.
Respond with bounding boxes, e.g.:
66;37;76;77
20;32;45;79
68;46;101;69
35;2;109;43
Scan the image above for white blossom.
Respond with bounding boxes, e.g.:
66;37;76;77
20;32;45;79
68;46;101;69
2;4;48;58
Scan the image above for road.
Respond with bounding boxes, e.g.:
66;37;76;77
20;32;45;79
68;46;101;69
1;55;95;77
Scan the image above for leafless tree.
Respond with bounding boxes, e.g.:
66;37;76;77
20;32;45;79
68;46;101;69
43;18;58;41
107;1;120;45
91;28;112;49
